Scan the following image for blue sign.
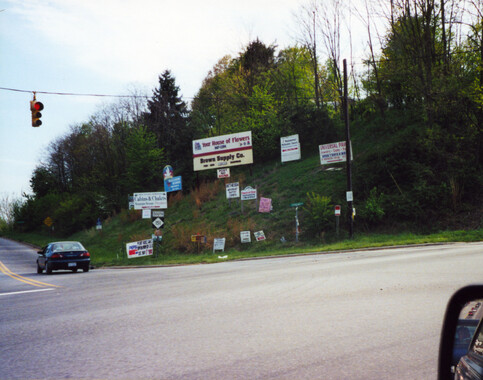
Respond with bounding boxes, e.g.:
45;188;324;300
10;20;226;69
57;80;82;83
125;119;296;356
164;176;182;192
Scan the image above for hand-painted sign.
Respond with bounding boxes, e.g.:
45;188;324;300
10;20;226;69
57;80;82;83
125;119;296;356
319;141;353;165
193;131;253;171
126;239;153;259
281;134;301;162
241;186;257;201
226;182;240;199
164;176;182;192
259;197;272;213
133;192;167;209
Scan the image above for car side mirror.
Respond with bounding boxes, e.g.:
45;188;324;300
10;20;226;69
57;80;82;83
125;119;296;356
37;251;44;255
438;285;483;380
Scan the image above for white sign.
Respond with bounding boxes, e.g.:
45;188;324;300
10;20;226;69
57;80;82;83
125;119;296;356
217;168;230;178
142;209;151;219
241;186;257;201
254;230;266;241
319;141;353;165
240;231;251;243
126;239;153;259
281;134;301;162
346;191;353;202
193;131;253;171
133;192;167;209
226;182;240;199
213;238;226;252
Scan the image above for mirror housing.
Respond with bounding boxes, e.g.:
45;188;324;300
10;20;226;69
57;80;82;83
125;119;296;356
439;285;483;380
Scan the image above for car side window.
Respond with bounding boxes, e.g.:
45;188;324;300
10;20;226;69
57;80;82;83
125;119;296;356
469;321;483;358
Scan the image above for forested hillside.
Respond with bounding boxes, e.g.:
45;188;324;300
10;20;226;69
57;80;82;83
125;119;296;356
5;0;482;236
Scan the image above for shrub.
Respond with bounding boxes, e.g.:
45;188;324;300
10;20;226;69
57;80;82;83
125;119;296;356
303;192;333;238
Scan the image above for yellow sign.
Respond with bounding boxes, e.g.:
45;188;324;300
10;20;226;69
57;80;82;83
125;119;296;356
44;217;53;227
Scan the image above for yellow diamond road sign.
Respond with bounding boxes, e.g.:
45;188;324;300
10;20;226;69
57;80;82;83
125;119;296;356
44;217;53;227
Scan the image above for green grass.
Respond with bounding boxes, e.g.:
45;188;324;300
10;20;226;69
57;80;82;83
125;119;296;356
2;153;481;267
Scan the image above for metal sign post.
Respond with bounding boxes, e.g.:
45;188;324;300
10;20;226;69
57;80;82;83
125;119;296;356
290;202;304;242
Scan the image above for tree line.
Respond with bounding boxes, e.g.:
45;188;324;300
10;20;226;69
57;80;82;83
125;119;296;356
7;0;483;234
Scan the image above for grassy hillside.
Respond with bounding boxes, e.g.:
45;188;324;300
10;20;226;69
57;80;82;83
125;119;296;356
4;152;481;267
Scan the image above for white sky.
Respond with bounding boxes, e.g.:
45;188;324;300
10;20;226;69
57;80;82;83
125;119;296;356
0;0;373;199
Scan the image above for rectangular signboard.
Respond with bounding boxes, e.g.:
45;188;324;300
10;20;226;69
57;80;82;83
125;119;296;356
193;131;253;171
240;231;251;243
254;230;266;241
281;134;301;162
126;239;153;259
319;141;353;165
259;197;272;213
133;192;167;209
164;176;182;192
241;186;257;201
217;168;230;178
226;182;240;199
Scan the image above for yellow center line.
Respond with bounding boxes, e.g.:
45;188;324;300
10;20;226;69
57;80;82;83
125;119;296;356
0;260;60;288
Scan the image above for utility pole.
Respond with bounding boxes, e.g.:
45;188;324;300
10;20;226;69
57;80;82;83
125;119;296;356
343;59;353;238
313;11;320;109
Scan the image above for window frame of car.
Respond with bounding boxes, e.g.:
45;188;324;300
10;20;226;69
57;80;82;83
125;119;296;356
466;318;483;365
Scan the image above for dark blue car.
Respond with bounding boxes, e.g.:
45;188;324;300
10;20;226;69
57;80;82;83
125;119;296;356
37;241;90;274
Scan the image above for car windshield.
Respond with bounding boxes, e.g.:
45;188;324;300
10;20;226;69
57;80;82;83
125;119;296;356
52;242;84;252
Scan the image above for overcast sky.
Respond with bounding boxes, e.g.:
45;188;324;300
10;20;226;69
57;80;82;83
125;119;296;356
0;0;307;198
0;0;373;199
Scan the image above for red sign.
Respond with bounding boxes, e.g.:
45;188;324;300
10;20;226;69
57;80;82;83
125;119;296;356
335;205;341;216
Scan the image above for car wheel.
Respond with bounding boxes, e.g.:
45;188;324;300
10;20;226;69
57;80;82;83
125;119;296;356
83;266;89;273
45;262;52;274
37;262;43;274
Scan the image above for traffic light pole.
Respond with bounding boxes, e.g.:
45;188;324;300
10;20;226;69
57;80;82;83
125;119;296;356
343;59;354;239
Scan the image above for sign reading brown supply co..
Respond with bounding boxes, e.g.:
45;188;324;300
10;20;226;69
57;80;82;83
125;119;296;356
192;131;253;171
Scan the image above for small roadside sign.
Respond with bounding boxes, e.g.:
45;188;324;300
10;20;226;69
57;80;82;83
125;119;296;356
240;231;251;243
226;182;240;199
151;210;164;229
290;202;304;207
44;217;53;227
335;205;341;216
241;186;257;201
217;168;230;178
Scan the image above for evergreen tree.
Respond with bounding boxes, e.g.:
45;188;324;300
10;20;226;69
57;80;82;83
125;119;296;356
144;70;192;177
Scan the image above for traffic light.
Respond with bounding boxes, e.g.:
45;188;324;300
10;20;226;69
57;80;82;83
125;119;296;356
30;100;44;127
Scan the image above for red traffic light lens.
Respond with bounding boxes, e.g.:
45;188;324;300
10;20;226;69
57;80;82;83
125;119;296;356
33;102;44;111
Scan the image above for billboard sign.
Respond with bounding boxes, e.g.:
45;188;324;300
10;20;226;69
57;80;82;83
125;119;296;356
193;131;253;171
281;134;301;162
126;239;153;259
133;192;167;209
319;141;353;165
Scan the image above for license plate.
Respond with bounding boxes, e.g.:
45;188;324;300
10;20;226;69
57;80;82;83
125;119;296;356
68;262;77;267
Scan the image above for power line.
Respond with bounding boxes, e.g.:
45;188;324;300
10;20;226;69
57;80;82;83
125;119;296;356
0;86;149;98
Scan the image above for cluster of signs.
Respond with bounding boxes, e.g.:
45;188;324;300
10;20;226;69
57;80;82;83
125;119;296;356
240;230;266;243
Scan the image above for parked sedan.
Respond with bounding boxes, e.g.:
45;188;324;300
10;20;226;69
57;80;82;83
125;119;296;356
37;241;90;274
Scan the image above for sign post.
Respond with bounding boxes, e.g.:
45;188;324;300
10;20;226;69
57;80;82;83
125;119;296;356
290;202;304;242
335;205;341;237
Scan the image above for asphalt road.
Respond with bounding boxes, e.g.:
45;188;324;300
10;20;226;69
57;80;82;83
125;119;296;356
1;238;483;379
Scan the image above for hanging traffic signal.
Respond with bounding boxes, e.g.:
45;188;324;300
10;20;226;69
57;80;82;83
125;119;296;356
30;100;44;127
